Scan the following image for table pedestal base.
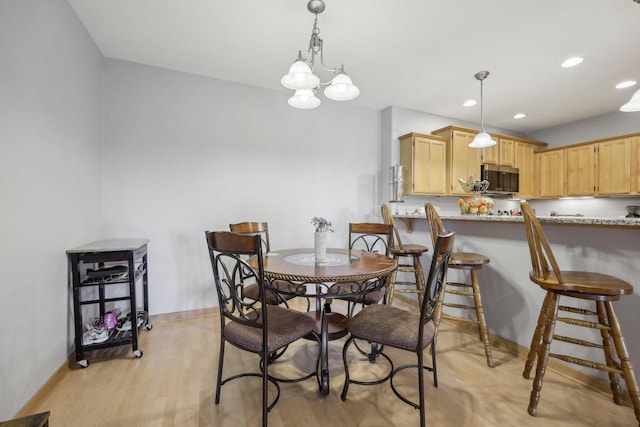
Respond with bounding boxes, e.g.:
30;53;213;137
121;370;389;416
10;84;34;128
303;310;348;395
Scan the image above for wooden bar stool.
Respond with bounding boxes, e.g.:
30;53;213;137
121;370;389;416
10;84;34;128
521;201;640;425
424;203;494;368
381;203;429;306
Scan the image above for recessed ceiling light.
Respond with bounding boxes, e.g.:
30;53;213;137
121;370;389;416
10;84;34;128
513;113;527;119
561;57;584;68
616;80;637;89
463;99;477;107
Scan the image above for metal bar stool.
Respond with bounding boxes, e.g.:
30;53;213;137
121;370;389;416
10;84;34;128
521;201;639;425
425;203;494;368
381;203;429;306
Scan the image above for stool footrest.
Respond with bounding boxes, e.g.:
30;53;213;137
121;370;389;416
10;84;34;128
553;333;603;349
440;313;480;324
550;352;623;374
445;282;473;289
444;289;473;296
394;280;424;287
442;302;477;311
559;305;598;317
557;316;611;331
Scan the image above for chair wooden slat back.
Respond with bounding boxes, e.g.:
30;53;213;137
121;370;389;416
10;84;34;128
229;222;271;253
424;203;447;250
349;223;393;256
520;201;564;284
381;203;404;249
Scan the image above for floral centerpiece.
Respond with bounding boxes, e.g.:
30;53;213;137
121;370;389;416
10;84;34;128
311;217;333;261
311;216;333;232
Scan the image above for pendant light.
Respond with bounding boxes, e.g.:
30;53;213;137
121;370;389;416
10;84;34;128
469;71;497;148
620;89;640;112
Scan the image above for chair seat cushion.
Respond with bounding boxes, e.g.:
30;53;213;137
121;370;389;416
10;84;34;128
531;270;634;297
242;282;295;305
224;306;316;353
348;304;435;352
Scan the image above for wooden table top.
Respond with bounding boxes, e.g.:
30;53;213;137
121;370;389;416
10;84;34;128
250;248;397;283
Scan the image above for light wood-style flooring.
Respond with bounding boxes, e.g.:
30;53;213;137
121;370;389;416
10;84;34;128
18;299;637;426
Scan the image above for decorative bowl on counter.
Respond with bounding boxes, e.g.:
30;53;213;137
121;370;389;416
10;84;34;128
458;197;495;215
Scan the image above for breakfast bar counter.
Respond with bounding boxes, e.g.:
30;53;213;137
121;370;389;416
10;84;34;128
394;213;640;232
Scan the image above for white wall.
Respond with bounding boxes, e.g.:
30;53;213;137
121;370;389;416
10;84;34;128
0;0;104;420
526;110;640;147
102;59;381;315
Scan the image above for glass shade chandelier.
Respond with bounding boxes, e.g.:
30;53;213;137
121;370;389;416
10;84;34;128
469;71;497;148
281;0;359;109
620;89;640;112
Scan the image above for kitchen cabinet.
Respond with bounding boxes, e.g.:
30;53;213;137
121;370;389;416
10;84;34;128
635;137;640;194
597;137;631;195
538;149;565;198
514;141;537;198
565;144;596;196
431;126;547;196
399;132;447;195
67;239;151;368
432;127;482;196
477;137;515;167
481;140;498;165
499;138;516;167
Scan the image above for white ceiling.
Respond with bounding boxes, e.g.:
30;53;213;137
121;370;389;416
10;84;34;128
67;0;640;134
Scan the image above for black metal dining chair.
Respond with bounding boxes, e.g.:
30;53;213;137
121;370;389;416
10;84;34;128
331;222;394;317
205;231;319;427
341;231;455;427
228;222;292;306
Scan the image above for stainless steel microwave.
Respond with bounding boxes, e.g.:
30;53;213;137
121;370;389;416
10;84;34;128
481;164;519;194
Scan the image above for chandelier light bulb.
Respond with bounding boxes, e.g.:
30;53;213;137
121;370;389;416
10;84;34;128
281;55;320;90
288;89;321;109
324;71;360;101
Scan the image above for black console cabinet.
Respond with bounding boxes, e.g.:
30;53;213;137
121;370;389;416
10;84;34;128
67;239;151;367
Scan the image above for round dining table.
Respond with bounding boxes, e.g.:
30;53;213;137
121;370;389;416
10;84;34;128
250;248;397;395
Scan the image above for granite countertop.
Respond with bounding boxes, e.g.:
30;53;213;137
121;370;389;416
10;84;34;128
66;238;150;253
394;213;640;231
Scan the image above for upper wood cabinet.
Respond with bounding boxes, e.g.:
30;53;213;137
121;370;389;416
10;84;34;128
481;137;514;166
565;144;596;196
597;137;631;195
535;133;639;198
399;133;448;195
481;141;498;165
499;138;516;167
538;149;565;198
514;141;537;198
432;127;482;196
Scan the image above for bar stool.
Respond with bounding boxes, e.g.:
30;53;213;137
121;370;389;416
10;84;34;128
381;203;429;306
424;203;494;368
520;201;640;425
